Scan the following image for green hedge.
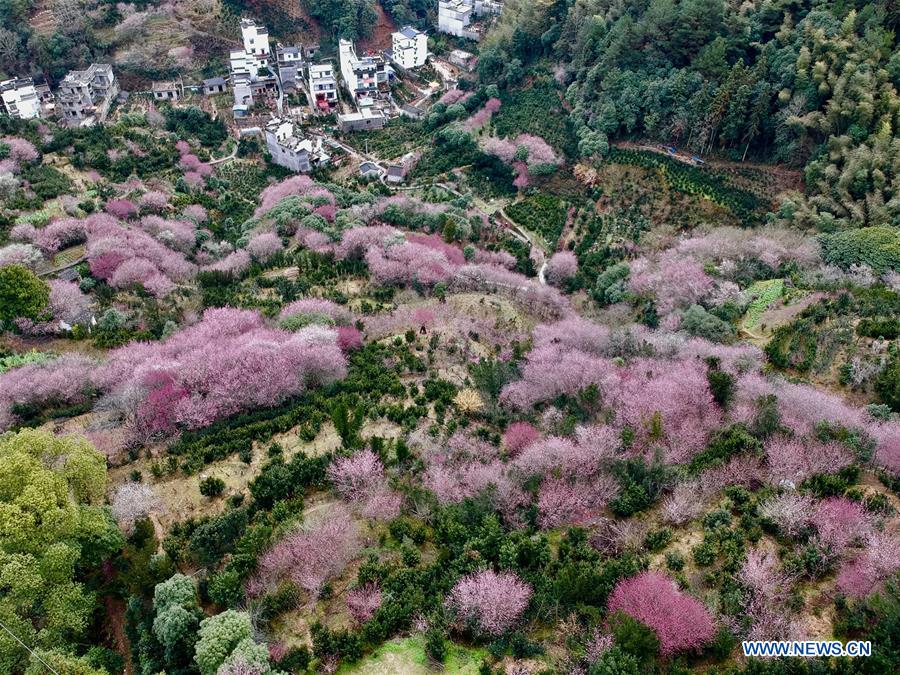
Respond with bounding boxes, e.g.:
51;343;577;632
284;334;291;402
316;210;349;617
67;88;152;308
818;226;900;274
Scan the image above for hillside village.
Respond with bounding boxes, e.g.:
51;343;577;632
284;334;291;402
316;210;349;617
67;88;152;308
2;2;500;184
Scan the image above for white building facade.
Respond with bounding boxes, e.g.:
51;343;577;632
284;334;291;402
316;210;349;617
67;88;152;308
1;78;41;119
57;64;118;126
308;63;338;106
264;118;329;173
338;39;387;102
391;26;428;70
241;18;271;66
438;0;502;40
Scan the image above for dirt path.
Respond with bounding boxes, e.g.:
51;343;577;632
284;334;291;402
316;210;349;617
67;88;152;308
105;596;133;674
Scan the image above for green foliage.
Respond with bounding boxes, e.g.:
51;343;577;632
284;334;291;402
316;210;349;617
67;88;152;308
331;399;365;449
742;279;784;332
608;611;660;665
681;304;735;342
302;0;376;40
818;227;900;274
194;610;254;675
764;318;818;372
707;368;736;410
505;193;570;248
164;107;228;147
833;578;900;674
605;149;761;222
425;626;448;664
199;476;226;498
609;458;670;517
688;424;762;474
592;262;631;306
588;646;641;675
19;163;73;200
0;264;50;325
0;350;54;374
0;430;121;672
643;528;673;552
875;347;900;411
495;79;578;158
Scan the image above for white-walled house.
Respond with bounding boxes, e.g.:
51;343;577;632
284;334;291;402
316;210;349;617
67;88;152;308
438;0;502;41
1;78;41;119
264;117;329;173
241;18;271;66
309;63;338;107
391;26;428;70
229;17;277;110
57;64;119;126
339;39;387;102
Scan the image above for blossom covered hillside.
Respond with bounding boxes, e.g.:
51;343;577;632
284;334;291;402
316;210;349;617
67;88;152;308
1;9;899;672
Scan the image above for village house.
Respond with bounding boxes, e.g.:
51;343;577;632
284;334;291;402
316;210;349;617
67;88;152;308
152;81;181;101
57;63;119;126
389;26;428;70
338;39;388;103
308;63;338;108
386;152;420;184
438;0;502;41
240;18;271;67
338;107;387;132
1;77;41;119
203;77;228;95
264;117;330;173
400;103;425;120
229;17;277;113
276;47;303;94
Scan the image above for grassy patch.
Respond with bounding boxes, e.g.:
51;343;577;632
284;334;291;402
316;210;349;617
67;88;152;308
741;279;784;332
346;119;431;160
336;635;487;674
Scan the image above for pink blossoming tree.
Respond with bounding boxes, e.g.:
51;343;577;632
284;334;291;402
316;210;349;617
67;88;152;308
446;570;532;636
607;571;715;656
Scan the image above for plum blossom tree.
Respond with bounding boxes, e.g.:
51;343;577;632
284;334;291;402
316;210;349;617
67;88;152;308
250;504;360;598
111;481;162;532
139;191;169;213
346;583;382;624
502;422;540;456
537;474;618;529
607;571;715;656
105;199;138;220
95;308;347;435
279;299;353;326
0;243;43;268
661;481;705;525
500;342;618;410
514;425;619;478
811;497;870;553
0;353;96;431
628;251;714;315
757;492;814;537
327;450;384;502
616;358;723;463
835;531;900;598
2;137;39;163
336;326;363;352
545;251;578;286
765;435;853;484
246;233;283;263
446;570;532;636
739;547;799;641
